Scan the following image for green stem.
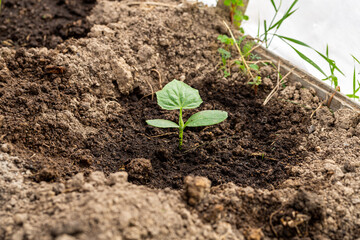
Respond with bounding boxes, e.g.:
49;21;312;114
178;108;184;150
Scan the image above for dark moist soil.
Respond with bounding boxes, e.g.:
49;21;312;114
0;0;310;190
0;0;96;48
0;47;310;189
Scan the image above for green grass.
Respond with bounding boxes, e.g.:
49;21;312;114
346;56;360;100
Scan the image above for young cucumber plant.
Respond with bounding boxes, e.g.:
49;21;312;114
146;80;228;150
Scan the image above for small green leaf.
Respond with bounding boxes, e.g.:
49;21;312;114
156;80;203;110
224;0;231;6
218;48;231;59
249;64;259;71
217;35;233;45
146;119;179;128
184;110;228;127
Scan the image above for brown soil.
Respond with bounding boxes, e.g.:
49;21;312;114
1;0;360;239
0;26;308;190
0;0;96;48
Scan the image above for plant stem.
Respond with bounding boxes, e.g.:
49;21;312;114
178;108;184;150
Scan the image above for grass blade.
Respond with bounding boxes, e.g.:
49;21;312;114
352;55;360;65
314;50;345;76
270;0;277;11
284;42;327;77
274;34;311;48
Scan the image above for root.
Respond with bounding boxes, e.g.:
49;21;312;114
105;101;122;114
144;78;155;101
151;69;162;89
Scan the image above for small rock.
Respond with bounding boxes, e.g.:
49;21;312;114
308;125;316;134
183;176;211;206
179;75;186;81
107;171;128;185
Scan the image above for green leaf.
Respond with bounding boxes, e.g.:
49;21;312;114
289;45;326;77
224;0;231;6
278;38;327;77
217;35;233;45
156;79;203;110
352;55;360;65
270;0;277;11
146;119;179;128
274;34;311;48
314;48;345;76
218;48;231;59
184;110;228;128
346;94;359;99
249;64;259;71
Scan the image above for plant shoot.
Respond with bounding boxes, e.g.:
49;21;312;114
146;80;228;149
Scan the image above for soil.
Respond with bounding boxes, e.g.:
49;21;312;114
0;0;96;48
1;0;360;239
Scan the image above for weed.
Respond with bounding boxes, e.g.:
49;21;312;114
258;0;299;48
248;76;262;95
217;34;259;77
146;80;228;150
223;0;249;30
346;55;360;100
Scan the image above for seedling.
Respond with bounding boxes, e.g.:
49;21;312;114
248;76;262;95
224;0;249;30
146;80;228;150
217;34;259;77
218;48;231;77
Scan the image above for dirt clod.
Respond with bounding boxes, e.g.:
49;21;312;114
183;176;211;206
126;158;153;183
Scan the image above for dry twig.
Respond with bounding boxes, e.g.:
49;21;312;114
263;66;295;106
105;101;122;114
222;20;255;81
126;2;178;7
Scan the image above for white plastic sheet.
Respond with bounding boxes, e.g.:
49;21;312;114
201;0;360;97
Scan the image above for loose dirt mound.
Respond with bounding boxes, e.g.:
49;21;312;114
1;0;360;239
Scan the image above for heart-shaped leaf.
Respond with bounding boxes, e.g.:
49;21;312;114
146;119;179;128
184;110;228;127
156;79;203;110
